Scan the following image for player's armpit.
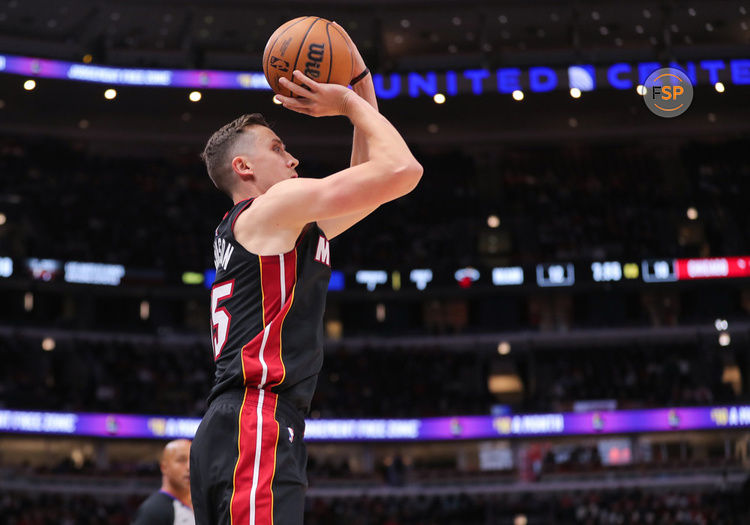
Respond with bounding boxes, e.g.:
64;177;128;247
317;205;379;239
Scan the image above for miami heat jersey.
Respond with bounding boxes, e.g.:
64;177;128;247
207;198;331;412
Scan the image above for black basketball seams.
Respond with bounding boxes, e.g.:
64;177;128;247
264;16;311;96
324;22;333;84
327;22;355;83
291;17;322;97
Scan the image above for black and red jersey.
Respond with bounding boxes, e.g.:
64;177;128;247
207;198;331;413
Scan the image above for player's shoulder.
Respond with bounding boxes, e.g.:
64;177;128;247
132;491;174;524
252;177;322;212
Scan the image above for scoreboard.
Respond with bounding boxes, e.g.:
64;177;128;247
1;255;748;292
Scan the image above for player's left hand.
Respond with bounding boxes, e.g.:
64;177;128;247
276;71;354;117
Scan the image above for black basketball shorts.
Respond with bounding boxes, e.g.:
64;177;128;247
190;388;308;525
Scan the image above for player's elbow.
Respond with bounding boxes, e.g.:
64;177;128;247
391;159;423;195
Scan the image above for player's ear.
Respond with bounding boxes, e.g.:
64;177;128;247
231;155;254;180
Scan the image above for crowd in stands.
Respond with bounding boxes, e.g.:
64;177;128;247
312;346;495;418
2;489;748;524
2;137;749;273
0;332;741;418
0;335;213;417
523;344;738;412
6;441;740;487
0;492;137;525
305;490;750;525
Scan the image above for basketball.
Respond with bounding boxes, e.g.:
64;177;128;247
263;16;354;97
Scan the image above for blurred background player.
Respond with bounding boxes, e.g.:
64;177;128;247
132;439;194;525
189;25;422;525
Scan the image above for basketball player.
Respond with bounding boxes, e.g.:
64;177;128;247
190;25;422;525
132;439;194;525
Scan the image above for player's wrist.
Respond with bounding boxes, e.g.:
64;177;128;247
342;91;372;120
350;67;370;87
350;68;374;98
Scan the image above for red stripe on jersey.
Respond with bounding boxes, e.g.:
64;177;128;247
259;249;297;388
230;389;280;525
258;255;281;326
242;249;297;389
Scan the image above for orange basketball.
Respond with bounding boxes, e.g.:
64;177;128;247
263;16;354;97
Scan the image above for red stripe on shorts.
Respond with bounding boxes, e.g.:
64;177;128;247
230;388;280;525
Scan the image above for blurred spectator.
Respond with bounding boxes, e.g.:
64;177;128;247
1;489;744;525
0;334;741;418
2;137;749;272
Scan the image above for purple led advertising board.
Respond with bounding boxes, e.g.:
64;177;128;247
2;405;749;441
2;53;749;98
0;53;271;90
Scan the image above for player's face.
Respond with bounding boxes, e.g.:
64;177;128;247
162;440;191;492
247;126;299;191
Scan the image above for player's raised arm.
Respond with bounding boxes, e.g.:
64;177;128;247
247;71;422;235
308;22;382;239
332;21;379;168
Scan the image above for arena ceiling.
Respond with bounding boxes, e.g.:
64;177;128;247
0;0;747;71
0;1;748;150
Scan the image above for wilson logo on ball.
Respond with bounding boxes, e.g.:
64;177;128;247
304;43;325;79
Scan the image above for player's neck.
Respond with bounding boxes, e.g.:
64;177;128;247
160;484;192;509
232;184;260;205
233;193;258;205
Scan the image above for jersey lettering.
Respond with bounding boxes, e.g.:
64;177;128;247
214;237;234;271
211;280;234;359
208;199;332;411
314;236;330;266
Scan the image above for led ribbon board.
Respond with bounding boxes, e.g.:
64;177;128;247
1;53;748;98
2;405;749;441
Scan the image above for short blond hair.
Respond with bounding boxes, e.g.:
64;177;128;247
201;113;270;195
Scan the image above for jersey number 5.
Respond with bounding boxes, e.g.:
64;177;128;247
211;280;234;359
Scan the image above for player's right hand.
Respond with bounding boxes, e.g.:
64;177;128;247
277;71;355;118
